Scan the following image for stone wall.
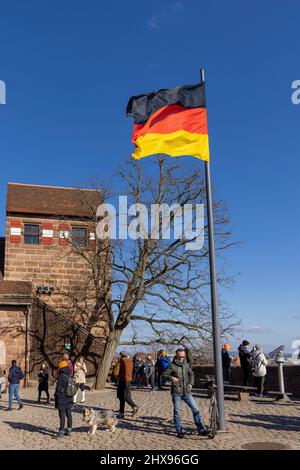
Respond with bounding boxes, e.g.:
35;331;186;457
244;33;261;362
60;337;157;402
4;215;109;339
29;299;105;381
5;215;93;308
0;237;4;277
193;365;300;397
0;305;26;371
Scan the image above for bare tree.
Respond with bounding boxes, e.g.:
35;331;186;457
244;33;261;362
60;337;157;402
58;157;237;389
87;157;236;389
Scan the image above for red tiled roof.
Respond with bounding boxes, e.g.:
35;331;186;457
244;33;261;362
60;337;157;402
0;281;32;305
6;183;103;218
0;280;32;296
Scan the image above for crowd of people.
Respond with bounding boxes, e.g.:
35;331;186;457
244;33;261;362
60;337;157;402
0;353;88;439
0;341;270;439
222;340;268;396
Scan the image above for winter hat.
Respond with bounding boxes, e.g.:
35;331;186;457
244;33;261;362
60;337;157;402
119;351;128;358
58;360;69;369
254;344;262;351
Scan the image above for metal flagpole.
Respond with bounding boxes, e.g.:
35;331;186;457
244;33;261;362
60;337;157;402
200;68;226;431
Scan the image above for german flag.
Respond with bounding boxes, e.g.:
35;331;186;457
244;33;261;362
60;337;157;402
126;82;209;161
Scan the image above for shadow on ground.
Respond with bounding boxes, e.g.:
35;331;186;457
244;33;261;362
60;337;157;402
229;412;300;432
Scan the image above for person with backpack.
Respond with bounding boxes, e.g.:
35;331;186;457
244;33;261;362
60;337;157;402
238;340;251;386
7;360;24;411
54;360;76;438
250;344;268;397
37;363;50;403
73;356;87;403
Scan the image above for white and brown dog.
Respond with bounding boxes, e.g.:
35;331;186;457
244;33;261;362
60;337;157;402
82;407;117;434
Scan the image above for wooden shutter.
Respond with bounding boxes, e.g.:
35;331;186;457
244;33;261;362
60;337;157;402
10;219;22;243
59;223;70;246
41;222;54;245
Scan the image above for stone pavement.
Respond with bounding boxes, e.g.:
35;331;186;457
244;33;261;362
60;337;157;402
0;384;300;450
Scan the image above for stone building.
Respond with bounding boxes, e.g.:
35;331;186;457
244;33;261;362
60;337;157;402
0;182;109;384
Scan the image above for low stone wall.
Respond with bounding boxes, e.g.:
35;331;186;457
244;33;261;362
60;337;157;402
193;365;300;397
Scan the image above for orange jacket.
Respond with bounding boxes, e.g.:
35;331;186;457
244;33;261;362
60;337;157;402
118;357;133;382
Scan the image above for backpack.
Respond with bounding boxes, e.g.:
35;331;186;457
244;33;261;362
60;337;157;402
64;376;78;397
250;353;262;374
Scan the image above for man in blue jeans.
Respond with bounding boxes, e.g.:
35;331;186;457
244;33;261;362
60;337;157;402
7;360;24;411
163;348;208;438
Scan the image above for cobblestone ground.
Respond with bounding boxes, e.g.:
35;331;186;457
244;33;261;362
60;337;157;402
1;384;300;450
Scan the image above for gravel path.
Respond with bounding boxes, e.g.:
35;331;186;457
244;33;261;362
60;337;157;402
1;384;300;450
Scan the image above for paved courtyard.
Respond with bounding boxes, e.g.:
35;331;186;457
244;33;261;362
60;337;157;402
0;384;300;450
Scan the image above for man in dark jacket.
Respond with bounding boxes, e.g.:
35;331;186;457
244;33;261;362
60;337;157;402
221;344;231;383
116;352;138;419
54;360;74;438
7;360;24;411
163;349;208;439
238;340;251;386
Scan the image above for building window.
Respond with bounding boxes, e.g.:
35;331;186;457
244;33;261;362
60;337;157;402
24;224;40;244
71;227;87;247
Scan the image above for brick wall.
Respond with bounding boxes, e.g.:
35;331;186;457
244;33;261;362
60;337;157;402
0;237;4;277
4;215;103;319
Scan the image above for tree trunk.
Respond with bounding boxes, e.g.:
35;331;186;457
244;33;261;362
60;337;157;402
93;330;121;390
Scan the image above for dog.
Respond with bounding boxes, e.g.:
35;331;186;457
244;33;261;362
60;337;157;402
82;407;117;434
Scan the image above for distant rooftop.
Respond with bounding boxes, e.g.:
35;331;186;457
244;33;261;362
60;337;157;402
6;183;102;218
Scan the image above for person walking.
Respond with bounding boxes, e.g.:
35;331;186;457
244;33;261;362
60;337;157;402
163;348;208;439
0;368;7;400
133;355;145;387
251;344;268;397
73;356;87;403
54;360;74;438
238;340;251;386
155;351;163;388
116;351;138;419
221;344;232;383
111;355;120;386
63;353;74;376
37;363;50;403
7;360;24;411
144;354;155;390
158;351;170;389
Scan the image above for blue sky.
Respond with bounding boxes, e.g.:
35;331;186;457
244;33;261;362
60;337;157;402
0;0;299;353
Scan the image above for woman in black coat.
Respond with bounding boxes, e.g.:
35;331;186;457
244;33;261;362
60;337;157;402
37;363;50;403
54;361;74;438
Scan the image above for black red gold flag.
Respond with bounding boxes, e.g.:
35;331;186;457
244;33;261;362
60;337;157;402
126;83;209;161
